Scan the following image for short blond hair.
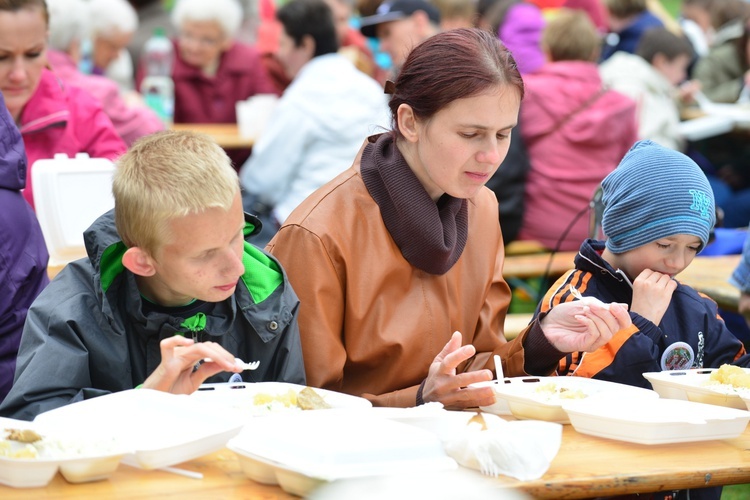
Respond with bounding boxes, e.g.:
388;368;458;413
113;130;239;255
543;9;600;62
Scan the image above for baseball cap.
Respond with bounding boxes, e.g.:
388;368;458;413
359;0;441;38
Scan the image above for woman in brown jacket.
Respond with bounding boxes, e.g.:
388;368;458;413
268;28;631;409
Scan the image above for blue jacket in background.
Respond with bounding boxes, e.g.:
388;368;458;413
730;227;750;292
600;10;664;62
0;92;49;403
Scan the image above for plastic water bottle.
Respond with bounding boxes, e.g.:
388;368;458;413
140;28;174;125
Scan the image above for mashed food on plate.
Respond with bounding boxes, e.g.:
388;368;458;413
252;387;331;412
708;364;750;390
533;382;588;401
0;428;121;460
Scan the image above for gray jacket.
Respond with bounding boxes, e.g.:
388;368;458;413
0;210;305;420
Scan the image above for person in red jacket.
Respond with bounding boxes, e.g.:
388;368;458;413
144;0;279;167
0;0;126;210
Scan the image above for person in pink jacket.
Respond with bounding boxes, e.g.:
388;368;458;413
46;0;164;147
0;0;126;210
518;9;637;251
47;51;164;147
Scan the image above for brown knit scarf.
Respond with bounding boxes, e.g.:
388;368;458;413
360;133;468;275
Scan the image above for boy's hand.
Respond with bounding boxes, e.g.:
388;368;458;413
420;331;495;410
140;335;242;394
630;269;677;326
541;299;631;352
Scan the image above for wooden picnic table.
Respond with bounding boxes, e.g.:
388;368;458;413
6;416;750;499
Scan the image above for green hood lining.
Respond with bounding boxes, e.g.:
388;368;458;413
99;222;282;303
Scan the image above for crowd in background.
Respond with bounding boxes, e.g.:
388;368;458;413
0;0;750;458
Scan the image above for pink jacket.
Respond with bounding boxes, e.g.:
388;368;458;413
518;61;637;251
47;51;164;147
19;69;127;209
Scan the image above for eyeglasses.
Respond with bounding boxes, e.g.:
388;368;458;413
178;32;223;48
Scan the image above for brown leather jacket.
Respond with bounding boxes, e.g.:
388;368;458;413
268;141;535;407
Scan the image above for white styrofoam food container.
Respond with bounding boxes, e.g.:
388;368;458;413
227;410;457;496
474;376;659;423
0;417;125;488
34;389;244;470
31;153;115;266
190;381;372;419
562;398;750;444
643;368;750;410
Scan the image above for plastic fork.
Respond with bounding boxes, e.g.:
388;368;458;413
203;357;260;371
477;452;501;478
493;354;504;381
234;358;260;371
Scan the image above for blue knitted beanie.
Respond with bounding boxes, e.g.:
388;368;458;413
602;140;716;254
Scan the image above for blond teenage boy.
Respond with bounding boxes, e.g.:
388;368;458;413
0;131;305;421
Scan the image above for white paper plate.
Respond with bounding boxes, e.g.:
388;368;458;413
563;398;750;444
643;368;750;410
228;410;457;496
34;389;244;470
190;382;372;418
474;376;659;423
0;417;126;488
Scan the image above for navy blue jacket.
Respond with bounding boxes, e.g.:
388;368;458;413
535;239;746;389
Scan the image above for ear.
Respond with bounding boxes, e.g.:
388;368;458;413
68;38;81;62
412;10;431;35
396;103;419;143
651;52;668;71
122;246;157;277
301;34;316;60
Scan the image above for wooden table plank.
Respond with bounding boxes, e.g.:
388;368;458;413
170;123;254;149
676;255;740;312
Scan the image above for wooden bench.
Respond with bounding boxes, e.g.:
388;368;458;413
504;312;534;340
503;251;578;280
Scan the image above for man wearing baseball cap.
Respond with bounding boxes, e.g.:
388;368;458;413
359;0;441;75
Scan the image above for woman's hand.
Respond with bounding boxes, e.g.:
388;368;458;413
541;299;631;352
420;331;495;410
630;269;677;326
140;335;242;394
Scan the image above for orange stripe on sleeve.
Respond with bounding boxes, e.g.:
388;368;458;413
540;270;579;313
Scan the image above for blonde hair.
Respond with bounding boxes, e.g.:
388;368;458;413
113;130;239;255
543;9;600;62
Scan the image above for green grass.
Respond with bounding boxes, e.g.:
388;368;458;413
660;0;681;18
722;484;750;499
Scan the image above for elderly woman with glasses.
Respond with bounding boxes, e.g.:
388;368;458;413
146;0;278;166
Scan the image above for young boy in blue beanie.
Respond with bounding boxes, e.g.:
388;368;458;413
535;140;747;499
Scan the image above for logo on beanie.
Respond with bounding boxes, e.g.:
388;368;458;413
689;190;712;220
